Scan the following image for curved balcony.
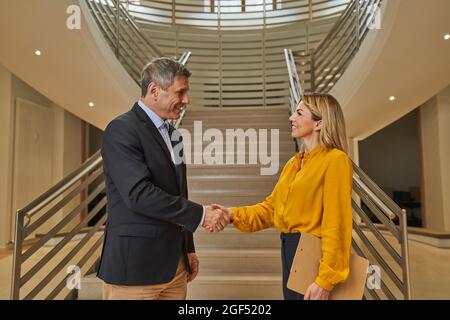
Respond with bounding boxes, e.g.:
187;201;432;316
121;0;350;108
125;0;350;29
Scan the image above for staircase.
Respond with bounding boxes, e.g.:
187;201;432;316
77;107;295;300
184;108;294;300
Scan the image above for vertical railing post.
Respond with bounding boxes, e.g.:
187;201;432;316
400;209;412;300
218;0;222;109
115;0;120;57
355;0;361;48
11;211;24;300
262;0;267;108
308;0;313;21
310;51;316;92
172;0;178;58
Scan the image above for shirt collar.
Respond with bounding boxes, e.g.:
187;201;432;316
137;100;168;130
296;144;323;159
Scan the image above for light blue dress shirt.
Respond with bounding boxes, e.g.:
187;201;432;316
137;100;205;227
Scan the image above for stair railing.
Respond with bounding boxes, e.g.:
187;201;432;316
10;151;106;300
84;0;163;83
289;0;381;93
284;48;302;152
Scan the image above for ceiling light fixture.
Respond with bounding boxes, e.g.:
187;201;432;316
444;34;450;40
35;50;42;56
389;96;395;101
89;102;95;107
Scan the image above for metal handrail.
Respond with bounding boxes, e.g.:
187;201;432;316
284;48;302;151
352;181;401;240
353;176;397;220
11;51;192;299
287;0;381;93
351;200;401;265
314;0;357;56
18;151;102;220
284;48;411;299
117;2;163;56
85;0;163;84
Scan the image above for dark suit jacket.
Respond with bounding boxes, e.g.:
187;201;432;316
97;103;203;285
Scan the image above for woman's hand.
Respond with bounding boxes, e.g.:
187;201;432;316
211;204;234;223
304;282;330;300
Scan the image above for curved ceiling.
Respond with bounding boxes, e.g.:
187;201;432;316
1;0;449;138
0;0;139;130
332;0;450;139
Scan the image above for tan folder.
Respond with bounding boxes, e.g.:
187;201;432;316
287;232;369;300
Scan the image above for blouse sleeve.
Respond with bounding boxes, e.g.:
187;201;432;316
315;152;353;291
231;159;293;233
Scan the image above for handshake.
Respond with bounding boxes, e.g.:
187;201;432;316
201;204;233;232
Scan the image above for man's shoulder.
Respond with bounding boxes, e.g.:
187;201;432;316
105;107;138;133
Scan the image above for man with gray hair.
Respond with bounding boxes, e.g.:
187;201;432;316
98;57;228;300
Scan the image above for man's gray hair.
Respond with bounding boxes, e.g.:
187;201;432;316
141;57;191;97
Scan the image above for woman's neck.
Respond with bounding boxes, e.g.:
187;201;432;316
301;135;320;152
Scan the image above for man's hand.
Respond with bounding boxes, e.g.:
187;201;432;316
211;204;233;222
304;282;330;300
187;252;199;283
202;205;229;232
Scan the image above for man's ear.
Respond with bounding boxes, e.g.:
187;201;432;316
148;82;159;99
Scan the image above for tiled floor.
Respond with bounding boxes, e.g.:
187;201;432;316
1;236;450;300
408;240;450;299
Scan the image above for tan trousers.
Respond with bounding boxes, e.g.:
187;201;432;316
102;258;187;300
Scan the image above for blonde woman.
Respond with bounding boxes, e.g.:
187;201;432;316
215;93;353;300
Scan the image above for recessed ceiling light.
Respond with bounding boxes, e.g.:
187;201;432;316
35;50;42;56
89;102;95;107
389;96;395;101
444;34;450;40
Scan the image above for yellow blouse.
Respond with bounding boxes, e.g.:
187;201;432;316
232;145;353;291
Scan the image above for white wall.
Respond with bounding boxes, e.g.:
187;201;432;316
0;66;83;247
88;125;103;157
0;64;13;248
420;85;450;230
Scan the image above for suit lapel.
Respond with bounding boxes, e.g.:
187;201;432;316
132;103;176;173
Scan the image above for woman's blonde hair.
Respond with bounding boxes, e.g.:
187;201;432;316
301;93;348;153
